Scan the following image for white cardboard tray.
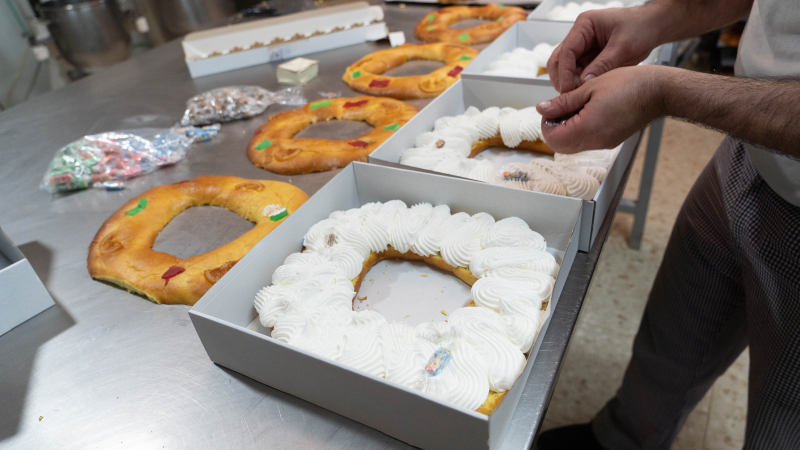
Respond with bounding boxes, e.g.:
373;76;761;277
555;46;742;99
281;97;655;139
189;162;582;450
0;226;55;336
368;78;639;252
461;20;661;85
182;2;388;78
528;0;643;21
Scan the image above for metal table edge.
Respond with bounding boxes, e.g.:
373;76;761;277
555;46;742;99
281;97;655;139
498;131;644;450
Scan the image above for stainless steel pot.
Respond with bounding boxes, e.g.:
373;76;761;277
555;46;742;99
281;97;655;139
38;0;131;70
148;0;237;40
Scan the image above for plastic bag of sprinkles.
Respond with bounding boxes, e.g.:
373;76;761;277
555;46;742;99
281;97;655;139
40;126;218;194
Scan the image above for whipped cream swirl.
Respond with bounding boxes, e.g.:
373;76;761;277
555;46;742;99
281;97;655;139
483;44;556;79
399;107;618;200
254;202;558;411
547;1;626;21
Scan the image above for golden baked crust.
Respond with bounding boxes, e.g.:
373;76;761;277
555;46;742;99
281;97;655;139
470;135;555;158
415;4;528;45
88;176;309;305
477;391;508;415
342;43;479;99
247;96;418;175
352;246;478;292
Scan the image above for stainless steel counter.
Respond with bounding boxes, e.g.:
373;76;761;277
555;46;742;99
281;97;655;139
0;2;636;448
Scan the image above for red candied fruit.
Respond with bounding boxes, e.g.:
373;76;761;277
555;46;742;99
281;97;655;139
447;66;464;77
343;100;369;108
348;140;368;148
369;79;391;88
161;266;185;285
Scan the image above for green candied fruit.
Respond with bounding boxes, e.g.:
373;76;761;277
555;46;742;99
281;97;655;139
126;198;148;216
309;99;332;110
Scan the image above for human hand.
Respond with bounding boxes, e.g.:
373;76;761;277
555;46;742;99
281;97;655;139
537;65;668;154
548;6;665;93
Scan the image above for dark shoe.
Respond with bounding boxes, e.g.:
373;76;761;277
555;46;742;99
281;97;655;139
536;424;608;450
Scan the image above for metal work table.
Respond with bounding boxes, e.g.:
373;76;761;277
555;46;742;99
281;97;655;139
0;2;637;448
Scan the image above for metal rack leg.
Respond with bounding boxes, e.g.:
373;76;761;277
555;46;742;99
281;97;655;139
628;117;665;249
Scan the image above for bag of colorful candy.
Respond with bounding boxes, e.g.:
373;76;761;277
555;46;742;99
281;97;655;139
40;125;219;194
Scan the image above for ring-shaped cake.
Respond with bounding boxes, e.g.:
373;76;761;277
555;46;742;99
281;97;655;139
255;201;559;414
88;176;309;305
342;43;479;99
247;96;419;174
399;106;614;200
414;4;528;45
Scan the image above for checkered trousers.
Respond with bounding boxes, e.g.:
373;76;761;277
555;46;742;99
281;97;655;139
591;137;800;450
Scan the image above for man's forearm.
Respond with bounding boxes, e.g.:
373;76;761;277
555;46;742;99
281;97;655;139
641;0;753;46
660;68;800;157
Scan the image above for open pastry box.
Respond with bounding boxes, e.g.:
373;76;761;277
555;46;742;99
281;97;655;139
460;20;662;85
181;2;388;78
368;78;640;252
0;226;55;336
189;162;581;450
527;0;645;21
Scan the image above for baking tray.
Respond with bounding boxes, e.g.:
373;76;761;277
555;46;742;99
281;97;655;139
189;162;581;450
368;78;639;251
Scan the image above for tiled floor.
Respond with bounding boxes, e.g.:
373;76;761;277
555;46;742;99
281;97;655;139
538;119;749;449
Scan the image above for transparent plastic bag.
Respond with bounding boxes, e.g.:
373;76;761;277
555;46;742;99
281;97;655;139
41;125;219;194
179;85;307;126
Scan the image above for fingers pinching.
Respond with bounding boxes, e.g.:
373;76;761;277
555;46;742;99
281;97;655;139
557;45;580;94
537;87;594;153
547;43;562;90
557;19;595;93
537;88;589;120
581;45;624;82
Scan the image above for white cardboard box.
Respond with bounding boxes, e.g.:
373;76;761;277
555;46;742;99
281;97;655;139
182;2;388;78
0;226;55;336
528;0;644;21
189;162;582;450
461;20;661;85
368;78;639;252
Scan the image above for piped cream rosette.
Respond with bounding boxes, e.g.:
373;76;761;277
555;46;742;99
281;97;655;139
482;44;556;79
399;106;617;200
254;201;558;413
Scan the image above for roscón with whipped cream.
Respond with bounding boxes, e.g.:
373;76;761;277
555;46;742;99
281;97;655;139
254;201;558;414
482;43;556;79
547;1;625;21
399;106;618;200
